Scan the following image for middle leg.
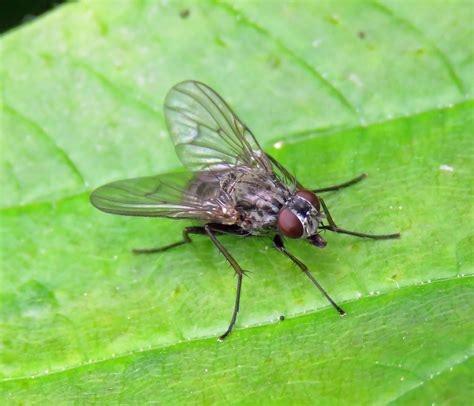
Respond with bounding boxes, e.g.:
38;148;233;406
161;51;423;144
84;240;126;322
312;173;367;193
204;225;246;341
265;152;367;193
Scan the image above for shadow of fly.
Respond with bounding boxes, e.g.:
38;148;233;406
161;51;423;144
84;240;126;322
91;80;400;341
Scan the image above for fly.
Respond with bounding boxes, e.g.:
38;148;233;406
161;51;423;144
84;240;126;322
91;80;400;341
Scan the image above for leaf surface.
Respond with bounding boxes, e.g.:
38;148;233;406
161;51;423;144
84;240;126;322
1;1;473;404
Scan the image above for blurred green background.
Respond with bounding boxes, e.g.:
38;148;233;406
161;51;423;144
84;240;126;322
1;0;473;404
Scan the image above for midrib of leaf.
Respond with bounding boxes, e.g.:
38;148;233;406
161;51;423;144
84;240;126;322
267;99;472;146
0;100;470;211
0;275;471;383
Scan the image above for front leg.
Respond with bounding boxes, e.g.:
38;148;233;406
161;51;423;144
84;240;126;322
273;235;345;316
319;198;400;240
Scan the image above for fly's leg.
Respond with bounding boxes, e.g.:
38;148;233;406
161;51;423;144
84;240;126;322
134;223;245;341
266;152;367;193
132;226;208;254
132;224;247;254
312;173;367;193
273;235;346;316
204;225;245;342
319;198;400;239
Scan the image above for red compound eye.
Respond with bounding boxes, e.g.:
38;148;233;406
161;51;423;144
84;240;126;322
277;208;303;239
296;189;320;211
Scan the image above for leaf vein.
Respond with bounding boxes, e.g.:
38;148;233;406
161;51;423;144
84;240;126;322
3;104;85;185
212;0;362;123
71;57;163;120
372;1;466;95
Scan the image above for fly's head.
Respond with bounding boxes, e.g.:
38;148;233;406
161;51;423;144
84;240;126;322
277;189;327;248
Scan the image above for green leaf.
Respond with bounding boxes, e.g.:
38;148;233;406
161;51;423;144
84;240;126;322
1;0;472;404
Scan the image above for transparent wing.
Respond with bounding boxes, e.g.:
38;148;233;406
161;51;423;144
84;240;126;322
164;80;273;172
90;171;238;222
265;153;299;188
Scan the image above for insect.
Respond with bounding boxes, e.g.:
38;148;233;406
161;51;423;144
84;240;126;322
91;80;400;341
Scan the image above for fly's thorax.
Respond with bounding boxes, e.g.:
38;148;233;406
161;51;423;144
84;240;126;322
230;170;292;233
280;194;325;238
